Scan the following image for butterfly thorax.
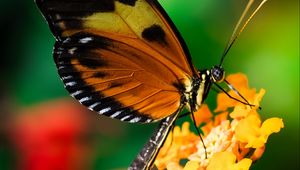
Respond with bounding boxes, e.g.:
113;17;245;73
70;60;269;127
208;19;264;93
186;66;225;112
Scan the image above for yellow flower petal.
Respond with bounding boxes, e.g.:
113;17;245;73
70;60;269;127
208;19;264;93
260;118;284;138
166;162;182;170
183;161;200;170
235;115;264;148
235;115;284;148
230;105;250;119
232;158;252;170
182;122;192;136
207;152;252;170
253;89;266;106
230;105;260;119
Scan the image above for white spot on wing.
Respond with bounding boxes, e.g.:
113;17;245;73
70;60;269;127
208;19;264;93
58;66;65;70
89;102;100;110
65;81;76;87
129;117;141;123
79;37;93;44
68;47;77;54
120;115;131;121
62;75;73;80
99;107;111;114
63;38;70;43
70;90;83;97
79;97;91;103
111;111;122;118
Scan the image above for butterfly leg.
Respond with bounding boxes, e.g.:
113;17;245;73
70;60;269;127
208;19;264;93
213;82;258;108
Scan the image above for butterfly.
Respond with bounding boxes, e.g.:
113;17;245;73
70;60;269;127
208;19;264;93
35;0;266;169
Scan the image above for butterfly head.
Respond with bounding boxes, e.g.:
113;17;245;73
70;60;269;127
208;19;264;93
211;66;225;83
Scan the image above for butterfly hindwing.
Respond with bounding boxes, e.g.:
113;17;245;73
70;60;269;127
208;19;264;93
37;0;196;122
55;31;183;122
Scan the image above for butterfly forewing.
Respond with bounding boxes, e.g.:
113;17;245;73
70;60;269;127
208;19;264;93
37;0;196;122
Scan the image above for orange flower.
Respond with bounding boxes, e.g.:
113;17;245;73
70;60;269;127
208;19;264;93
193;104;229;136
207;152;252;170
229;89;265;119
155;122;199;170
154;73;284;170
193;104;213;127
214;73;257;113
235;115;284;148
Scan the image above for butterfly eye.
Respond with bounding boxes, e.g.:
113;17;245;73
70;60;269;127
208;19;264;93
211;66;225;83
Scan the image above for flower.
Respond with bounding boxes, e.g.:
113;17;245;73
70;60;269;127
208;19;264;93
206;152;252;170
155;122;199;170
8;99;95;170
235;115;284;148
154;73;284;170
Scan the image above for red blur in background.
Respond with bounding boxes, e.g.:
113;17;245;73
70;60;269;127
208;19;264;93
7;99;95;170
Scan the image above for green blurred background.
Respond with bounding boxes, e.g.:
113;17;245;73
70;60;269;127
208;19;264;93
0;0;298;169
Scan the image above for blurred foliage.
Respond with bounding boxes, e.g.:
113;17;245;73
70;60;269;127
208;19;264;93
0;0;298;169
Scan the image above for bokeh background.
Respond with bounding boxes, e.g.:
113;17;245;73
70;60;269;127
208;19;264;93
0;0;298;169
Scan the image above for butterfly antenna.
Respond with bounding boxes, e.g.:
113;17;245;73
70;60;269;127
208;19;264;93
219;0;268;66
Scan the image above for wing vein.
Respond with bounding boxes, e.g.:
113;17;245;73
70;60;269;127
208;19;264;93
110;89;163;112
112;4;192;77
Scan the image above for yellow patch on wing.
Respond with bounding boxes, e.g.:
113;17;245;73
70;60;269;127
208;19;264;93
83;12;136;37
83;1;167;38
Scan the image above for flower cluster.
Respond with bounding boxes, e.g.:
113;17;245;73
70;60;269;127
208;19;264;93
154;73;284;170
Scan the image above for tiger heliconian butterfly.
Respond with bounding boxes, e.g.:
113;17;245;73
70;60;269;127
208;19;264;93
35;0;267;169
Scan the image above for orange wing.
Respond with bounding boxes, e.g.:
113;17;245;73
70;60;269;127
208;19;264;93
36;0;197;123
